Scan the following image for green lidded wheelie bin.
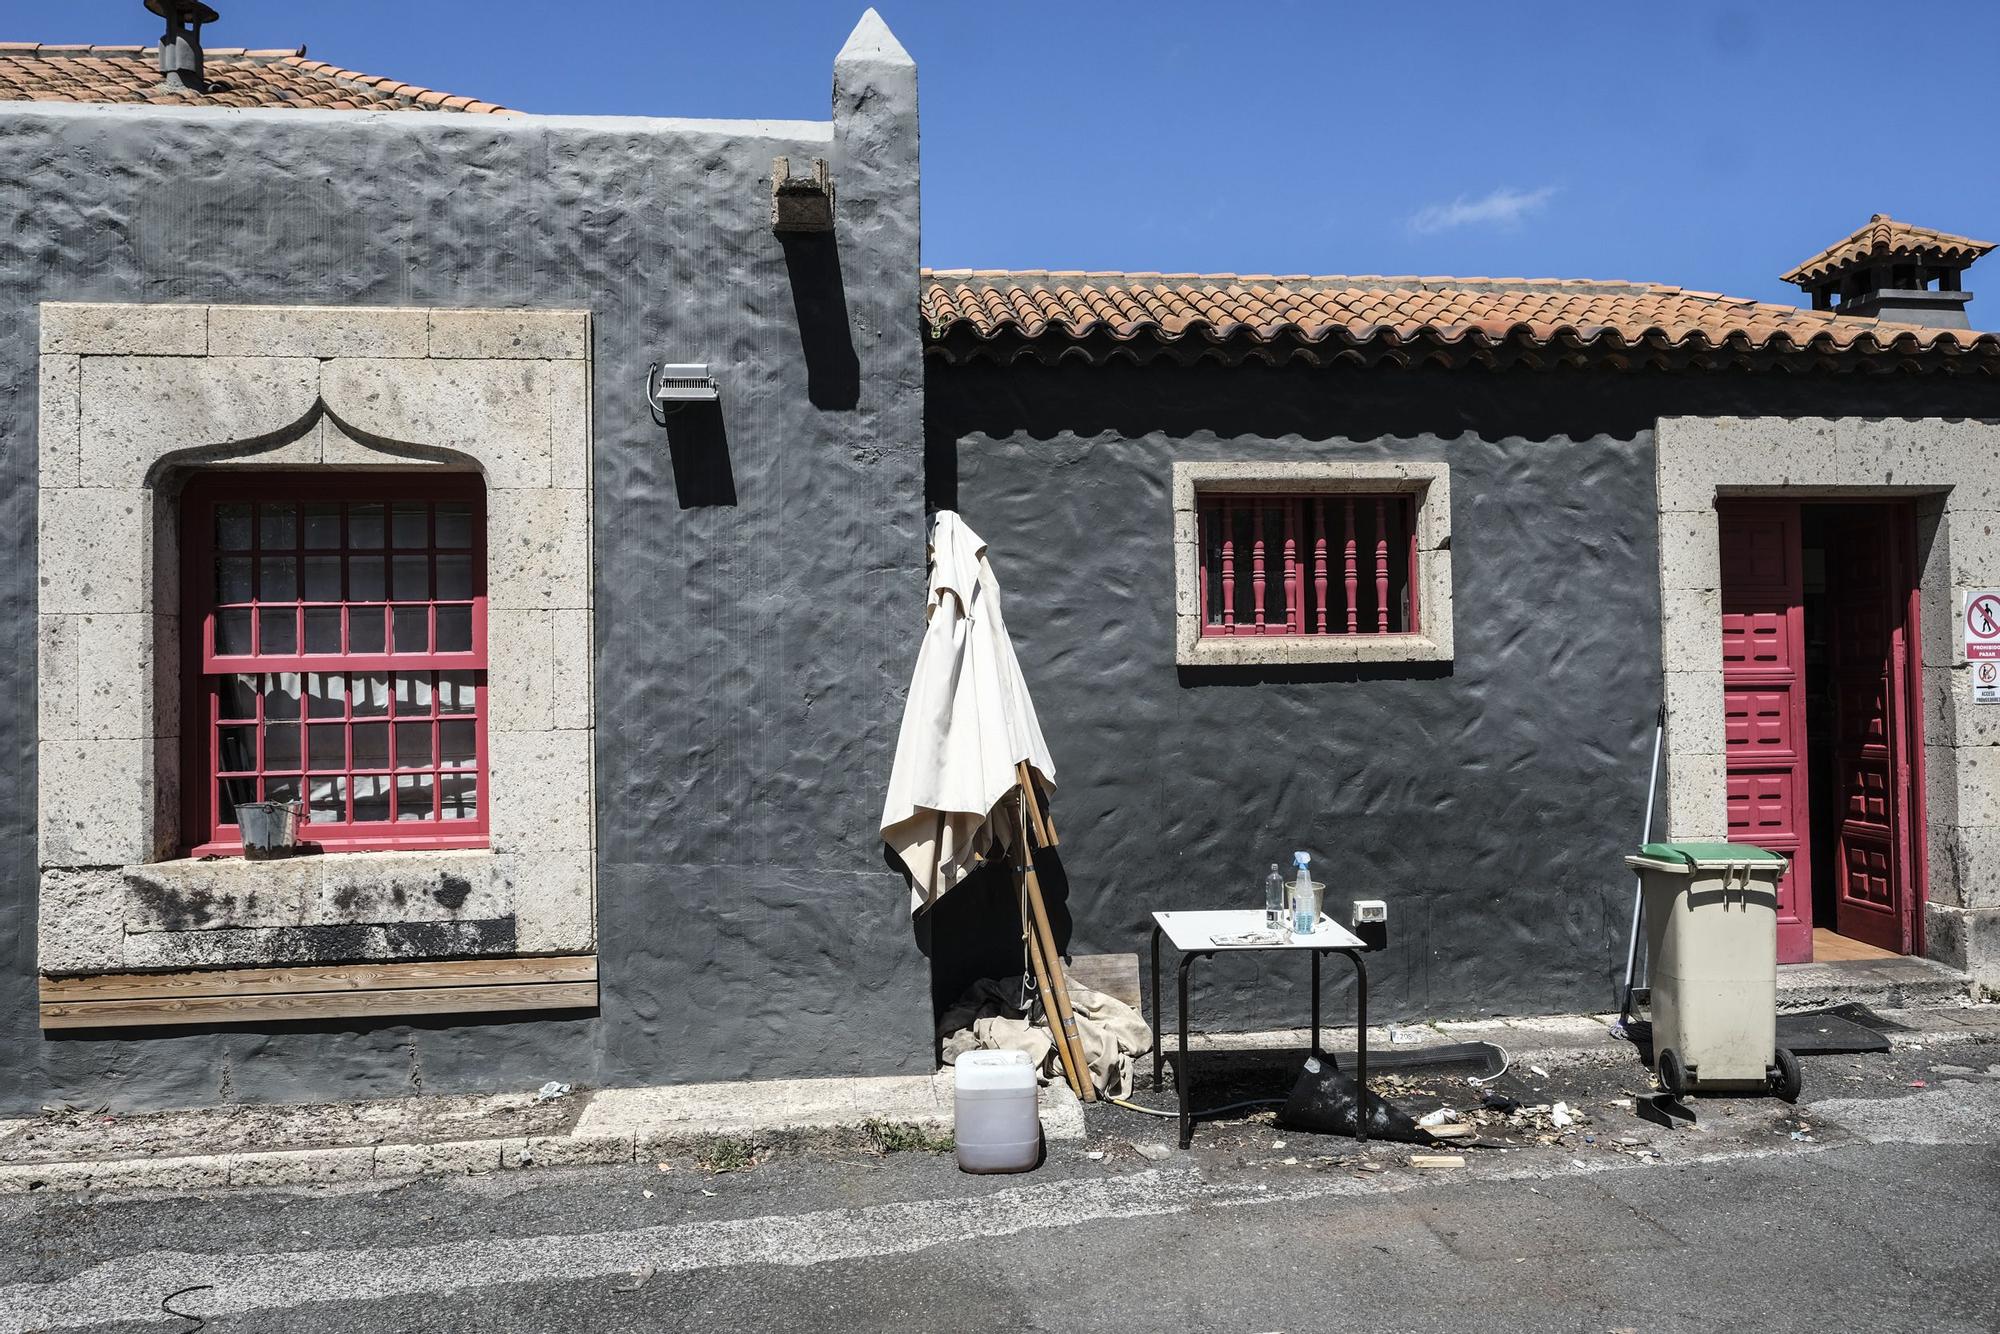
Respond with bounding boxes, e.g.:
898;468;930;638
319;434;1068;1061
1622;842;1801;1101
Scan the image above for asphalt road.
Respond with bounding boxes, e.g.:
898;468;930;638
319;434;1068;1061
4;1043;1998;1333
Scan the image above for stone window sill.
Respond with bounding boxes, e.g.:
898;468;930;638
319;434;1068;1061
120;848;499;936
1176;631;1452;668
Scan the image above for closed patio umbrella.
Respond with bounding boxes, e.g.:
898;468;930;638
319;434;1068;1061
881;511;1056;914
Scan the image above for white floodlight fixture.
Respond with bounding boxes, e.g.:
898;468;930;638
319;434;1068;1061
649;363;720;405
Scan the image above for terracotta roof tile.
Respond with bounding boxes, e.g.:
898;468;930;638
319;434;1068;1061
0;43;515;113
1782;215;1995;286
922;269;2000;374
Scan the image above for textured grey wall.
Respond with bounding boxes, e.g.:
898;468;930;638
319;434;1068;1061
0;24;930;1115
925;360;2000;1030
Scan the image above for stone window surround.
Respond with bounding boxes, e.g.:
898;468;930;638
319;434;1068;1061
36;302;596;978
1172;460;1454;667
1654;415;2000;978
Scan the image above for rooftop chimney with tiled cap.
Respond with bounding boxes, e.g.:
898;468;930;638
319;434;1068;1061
145;0;219;92
1782;214;1996;328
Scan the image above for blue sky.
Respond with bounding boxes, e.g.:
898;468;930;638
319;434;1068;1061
13;1;2000;307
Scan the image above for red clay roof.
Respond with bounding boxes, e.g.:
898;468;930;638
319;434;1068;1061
0;43;513;113
922;270;2000;373
1781;215;1994;286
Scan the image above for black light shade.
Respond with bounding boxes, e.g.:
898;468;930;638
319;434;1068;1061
145;0;221;23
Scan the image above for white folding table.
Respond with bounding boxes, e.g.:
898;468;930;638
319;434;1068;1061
1149;908;1371;1149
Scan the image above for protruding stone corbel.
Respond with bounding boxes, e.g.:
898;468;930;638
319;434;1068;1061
772;156;835;233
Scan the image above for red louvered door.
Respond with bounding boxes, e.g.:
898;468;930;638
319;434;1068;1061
1718;501;1812;963
1826;507;1916;953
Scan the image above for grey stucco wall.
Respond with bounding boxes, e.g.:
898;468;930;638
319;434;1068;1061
926;360;2000;1030
1;24;930;1114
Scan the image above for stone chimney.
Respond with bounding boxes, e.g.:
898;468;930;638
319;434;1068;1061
1782;215;1994;328
146;0;219;92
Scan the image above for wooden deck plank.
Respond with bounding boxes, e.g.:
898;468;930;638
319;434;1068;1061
40;955;597;1004
1065;952;1143;1010
39;980;598;1030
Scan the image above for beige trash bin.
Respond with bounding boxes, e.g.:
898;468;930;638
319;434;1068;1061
1623;842;1800;1101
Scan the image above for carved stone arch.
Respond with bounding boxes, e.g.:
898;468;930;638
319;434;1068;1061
140;401;491;493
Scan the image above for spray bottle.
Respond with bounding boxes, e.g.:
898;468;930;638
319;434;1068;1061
1292;850;1316;935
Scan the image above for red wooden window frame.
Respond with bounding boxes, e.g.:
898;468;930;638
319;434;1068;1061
1196;492;1419;637
181;473;490;856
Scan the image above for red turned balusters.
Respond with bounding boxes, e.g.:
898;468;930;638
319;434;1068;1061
1220;501;1236;635
1282;502;1300;634
1312;499;1328;634
1198;493;1412;641
1251;505;1267;633
1374;498;1391;633
1342;499;1359;634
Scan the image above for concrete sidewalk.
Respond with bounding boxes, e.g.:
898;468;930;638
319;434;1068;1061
5;998;1994;1197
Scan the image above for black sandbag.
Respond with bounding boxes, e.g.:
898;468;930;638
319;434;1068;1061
1277;1054;1439;1145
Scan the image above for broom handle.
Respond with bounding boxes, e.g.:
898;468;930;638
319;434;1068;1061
1617;706;1666;1025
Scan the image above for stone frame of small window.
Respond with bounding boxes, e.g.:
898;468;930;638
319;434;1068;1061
1172;460;1454;667
36;302;596;978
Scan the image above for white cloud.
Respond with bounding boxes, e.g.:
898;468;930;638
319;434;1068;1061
1408;186;1557;236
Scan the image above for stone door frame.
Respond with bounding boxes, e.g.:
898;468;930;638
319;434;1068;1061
1655;415;2000;978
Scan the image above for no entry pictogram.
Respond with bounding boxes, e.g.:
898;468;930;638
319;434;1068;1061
1968;590;2000;661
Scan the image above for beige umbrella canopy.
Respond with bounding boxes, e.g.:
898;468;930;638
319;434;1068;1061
880;511;1057;914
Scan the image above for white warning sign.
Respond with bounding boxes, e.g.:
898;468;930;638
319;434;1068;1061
1968;590;2000;662
1976;660;2000;706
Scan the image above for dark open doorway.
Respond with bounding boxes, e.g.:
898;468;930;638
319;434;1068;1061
1718;499;1926;964
1799;502;1924;959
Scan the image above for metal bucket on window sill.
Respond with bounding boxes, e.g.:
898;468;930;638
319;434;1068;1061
237;801;303;859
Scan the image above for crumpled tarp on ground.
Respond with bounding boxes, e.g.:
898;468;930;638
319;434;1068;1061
940;978;1154;1100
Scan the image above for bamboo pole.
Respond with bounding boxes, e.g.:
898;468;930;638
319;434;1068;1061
1016;781;1094;1102
1022;882;1087;1101
1016;761;1055;848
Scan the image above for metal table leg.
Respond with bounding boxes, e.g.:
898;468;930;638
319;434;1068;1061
1151;925;1164;1092
1177;952;1203;1150
1310;949;1322;1056
1347;949;1370;1142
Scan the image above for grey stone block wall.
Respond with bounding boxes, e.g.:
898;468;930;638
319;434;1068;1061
0;15;931;1114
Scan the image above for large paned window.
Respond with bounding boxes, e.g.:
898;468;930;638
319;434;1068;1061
182;474;489;854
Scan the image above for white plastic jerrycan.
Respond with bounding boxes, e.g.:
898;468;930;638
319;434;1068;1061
953;1049;1041;1173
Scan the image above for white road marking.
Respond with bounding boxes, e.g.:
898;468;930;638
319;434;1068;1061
1;1087;1987;1332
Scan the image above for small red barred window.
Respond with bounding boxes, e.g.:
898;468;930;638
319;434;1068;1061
182;474;489;854
1198;493;1418;636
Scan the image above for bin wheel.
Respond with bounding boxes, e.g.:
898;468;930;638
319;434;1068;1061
1657;1047;1688;1098
1771;1046;1802;1104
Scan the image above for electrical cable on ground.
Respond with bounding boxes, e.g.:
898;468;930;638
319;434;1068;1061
1465;1047;1513;1086
160;1283;213;1332
1109;1095;1286;1119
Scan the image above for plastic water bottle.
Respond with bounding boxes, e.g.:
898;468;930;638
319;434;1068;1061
1263;864;1286;930
1292;851;1316;935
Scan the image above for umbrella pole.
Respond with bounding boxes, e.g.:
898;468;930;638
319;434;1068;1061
1016;782;1095;1103
1017;761;1058;848
1022;880;1086;1101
